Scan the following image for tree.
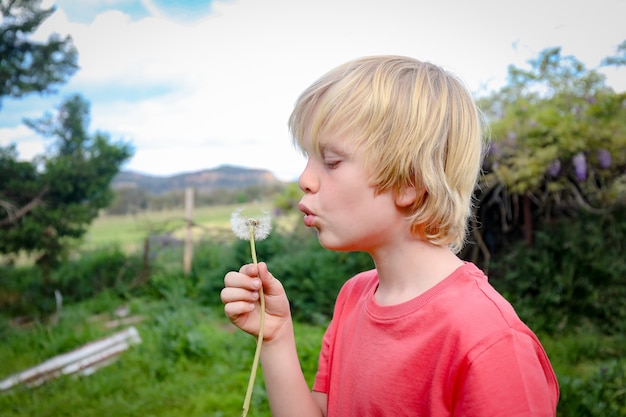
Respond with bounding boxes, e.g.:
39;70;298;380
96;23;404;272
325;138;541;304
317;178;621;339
463;43;626;267
0;0;78;107
0;94;134;281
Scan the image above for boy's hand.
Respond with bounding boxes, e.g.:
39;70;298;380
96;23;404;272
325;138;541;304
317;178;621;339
221;262;292;343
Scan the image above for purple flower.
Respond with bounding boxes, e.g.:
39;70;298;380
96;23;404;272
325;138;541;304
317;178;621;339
598;149;611;169
507;131;517;142
487;142;500;156
547;159;561;177
573;152;587;181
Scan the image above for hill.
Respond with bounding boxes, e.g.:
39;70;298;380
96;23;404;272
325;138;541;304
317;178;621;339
112;165;284;195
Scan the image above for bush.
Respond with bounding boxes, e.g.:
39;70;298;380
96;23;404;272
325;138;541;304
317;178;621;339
489;209;626;334
0;266;47;316
558;360;626;417
194;238;249;305
0;246;144;317
52;246;145;301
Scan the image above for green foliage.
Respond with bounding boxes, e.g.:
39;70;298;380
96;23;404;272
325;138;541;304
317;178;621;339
52;246;145;301
558;361;626;417
539;330;626;416
0;296;269;416
0;0;78;106
489;209;626;334
0;264;51;316
478;44;626;213
0;95;133;280
0;246;144;317
470;43;626;270
273;182;303;214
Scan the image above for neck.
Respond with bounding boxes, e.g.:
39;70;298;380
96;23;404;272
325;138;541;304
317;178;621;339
370;239;463;306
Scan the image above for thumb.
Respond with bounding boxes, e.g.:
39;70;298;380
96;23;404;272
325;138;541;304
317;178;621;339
256;262;283;295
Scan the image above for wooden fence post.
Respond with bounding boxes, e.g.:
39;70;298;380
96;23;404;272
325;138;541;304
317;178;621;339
183;187;194;275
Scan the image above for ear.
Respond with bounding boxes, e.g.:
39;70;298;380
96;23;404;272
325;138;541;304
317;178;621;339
395;185;418;208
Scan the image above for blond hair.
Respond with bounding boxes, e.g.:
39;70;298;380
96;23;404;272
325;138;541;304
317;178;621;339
288;55;484;252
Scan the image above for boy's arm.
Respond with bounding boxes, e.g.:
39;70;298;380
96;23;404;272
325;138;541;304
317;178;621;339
261;318;327;417
222;262;326;417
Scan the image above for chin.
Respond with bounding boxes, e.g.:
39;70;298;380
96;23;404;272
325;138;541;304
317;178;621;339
318;237;357;253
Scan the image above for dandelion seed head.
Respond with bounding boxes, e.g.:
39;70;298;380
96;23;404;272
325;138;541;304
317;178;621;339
231;208;271;241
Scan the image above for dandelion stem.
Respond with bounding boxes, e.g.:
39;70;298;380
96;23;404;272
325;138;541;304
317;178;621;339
241;224;265;417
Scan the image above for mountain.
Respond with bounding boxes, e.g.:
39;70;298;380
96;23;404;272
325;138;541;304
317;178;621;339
112;165;284;194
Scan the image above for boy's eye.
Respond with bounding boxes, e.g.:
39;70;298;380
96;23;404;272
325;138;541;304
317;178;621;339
324;159;341;168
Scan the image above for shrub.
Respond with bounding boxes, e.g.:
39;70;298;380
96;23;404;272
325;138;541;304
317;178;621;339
0;265;48;316
51;246;145;301
0;246;144;317
557;360;626;417
489;209;626;334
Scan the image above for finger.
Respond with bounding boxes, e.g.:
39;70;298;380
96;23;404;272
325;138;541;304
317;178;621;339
256;262;283;295
239;262;260;277
224;300;256;320
257;262;274;285
224;271;262;291
220;286;259;304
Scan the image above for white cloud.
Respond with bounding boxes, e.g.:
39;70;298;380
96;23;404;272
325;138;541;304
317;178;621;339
0;125;46;160
3;0;626;181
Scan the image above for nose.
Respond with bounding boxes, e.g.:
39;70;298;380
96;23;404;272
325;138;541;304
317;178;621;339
298;159;318;193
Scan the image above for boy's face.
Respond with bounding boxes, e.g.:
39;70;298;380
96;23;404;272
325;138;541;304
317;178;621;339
297;128;409;253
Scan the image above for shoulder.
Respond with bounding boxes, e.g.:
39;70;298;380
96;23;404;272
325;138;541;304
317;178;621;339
444;265;559;411
338;269;378;298
443;263;524;329
430;263;545;354
330;269;377;313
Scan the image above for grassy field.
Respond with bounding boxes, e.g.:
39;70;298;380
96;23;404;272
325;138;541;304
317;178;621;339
0;294;324;417
83;203;276;252
2;291;624;416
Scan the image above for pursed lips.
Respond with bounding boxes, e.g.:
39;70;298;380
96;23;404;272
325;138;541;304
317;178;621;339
298;202;317;228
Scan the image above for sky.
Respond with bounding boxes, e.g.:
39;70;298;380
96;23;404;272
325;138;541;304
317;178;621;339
1;0;625;182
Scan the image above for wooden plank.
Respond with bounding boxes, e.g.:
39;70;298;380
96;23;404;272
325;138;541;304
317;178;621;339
0;326;141;391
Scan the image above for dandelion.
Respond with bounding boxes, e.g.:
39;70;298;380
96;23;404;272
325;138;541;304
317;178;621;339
231;208;271;417
231;208;271;243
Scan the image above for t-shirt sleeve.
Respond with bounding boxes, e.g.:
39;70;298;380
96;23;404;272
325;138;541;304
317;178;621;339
452;328;559;416
311;274;365;394
312;317;335;394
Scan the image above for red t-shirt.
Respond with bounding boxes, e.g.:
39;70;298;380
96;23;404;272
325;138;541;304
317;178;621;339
313;263;559;416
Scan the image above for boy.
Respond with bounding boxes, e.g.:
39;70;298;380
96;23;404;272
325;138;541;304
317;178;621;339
221;55;559;416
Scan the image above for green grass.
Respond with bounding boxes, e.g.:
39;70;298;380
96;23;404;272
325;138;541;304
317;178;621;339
2;292;624;416
0;294;325;417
